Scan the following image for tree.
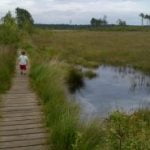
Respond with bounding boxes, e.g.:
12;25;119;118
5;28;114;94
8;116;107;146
90;16;108;26
139;13;144;26
90;18;97;26
148;15;150;25
1;11;16;25
16;7;34;32
144;14;149;25
102;15;108;25
144;14;150;25
117;19;127;26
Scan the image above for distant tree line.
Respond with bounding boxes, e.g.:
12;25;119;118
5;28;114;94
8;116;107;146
90;16;127;27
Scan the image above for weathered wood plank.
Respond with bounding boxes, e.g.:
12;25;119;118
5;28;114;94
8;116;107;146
0;127;46;136
0;103;39;108
0;138;47;149
1;145;49;150
0;106;41;112
0;123;44;131
2;111;43;118
0;118;42;126
1;116;42;122
0;132;47;142
0;144;49;150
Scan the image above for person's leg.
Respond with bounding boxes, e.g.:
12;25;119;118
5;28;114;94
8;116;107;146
20;65;23;75
23;65;27;75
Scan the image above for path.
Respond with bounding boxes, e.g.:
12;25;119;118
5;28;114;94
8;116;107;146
0;66;48;150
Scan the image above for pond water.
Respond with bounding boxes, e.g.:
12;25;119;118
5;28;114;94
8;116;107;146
74;65;150;119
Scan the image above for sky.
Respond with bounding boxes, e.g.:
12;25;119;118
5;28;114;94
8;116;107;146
0;0;150;25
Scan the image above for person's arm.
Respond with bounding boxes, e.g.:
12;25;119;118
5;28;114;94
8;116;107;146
26;56;29;65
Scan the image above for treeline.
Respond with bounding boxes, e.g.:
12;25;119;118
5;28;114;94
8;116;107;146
35;24;150;32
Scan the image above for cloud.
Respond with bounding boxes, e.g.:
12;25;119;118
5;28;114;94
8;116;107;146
0;0;149;25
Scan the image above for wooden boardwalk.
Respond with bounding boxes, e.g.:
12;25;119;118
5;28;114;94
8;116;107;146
0;67;48;150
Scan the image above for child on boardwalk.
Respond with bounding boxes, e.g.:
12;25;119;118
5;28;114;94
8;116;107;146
18;51;29;75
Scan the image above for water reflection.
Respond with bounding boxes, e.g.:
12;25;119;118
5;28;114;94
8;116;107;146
74;65;150;119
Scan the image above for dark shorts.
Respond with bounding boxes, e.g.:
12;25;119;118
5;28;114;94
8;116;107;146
20;65;27;70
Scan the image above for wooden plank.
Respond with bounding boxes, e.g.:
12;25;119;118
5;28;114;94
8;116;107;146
0;106;40;112
0;118;42;126
1;108;41;114
1;111;43;118
0;102;39;108
0;138;47;149
3;100;38;104
0;123;44;131
0;144;49;150
0;127;46;136
1;116;42;122
0;132;47;142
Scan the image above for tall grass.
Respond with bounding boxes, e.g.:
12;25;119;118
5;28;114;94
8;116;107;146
29;54;79;149
0;46;16;93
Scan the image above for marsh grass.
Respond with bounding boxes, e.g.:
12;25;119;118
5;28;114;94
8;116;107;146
0;46;16;93
32;30;150;72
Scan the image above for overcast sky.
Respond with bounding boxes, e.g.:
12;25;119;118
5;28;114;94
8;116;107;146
0;0;150;25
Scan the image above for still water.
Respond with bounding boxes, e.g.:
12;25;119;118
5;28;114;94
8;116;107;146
74;65;150;118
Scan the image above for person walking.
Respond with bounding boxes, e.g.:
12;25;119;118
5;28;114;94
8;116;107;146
18;51;29;75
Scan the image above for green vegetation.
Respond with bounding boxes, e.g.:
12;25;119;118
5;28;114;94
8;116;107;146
0;12;19;45
29;57;79;149
0;11;18;94
24;29;150;149
0;46;16;93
